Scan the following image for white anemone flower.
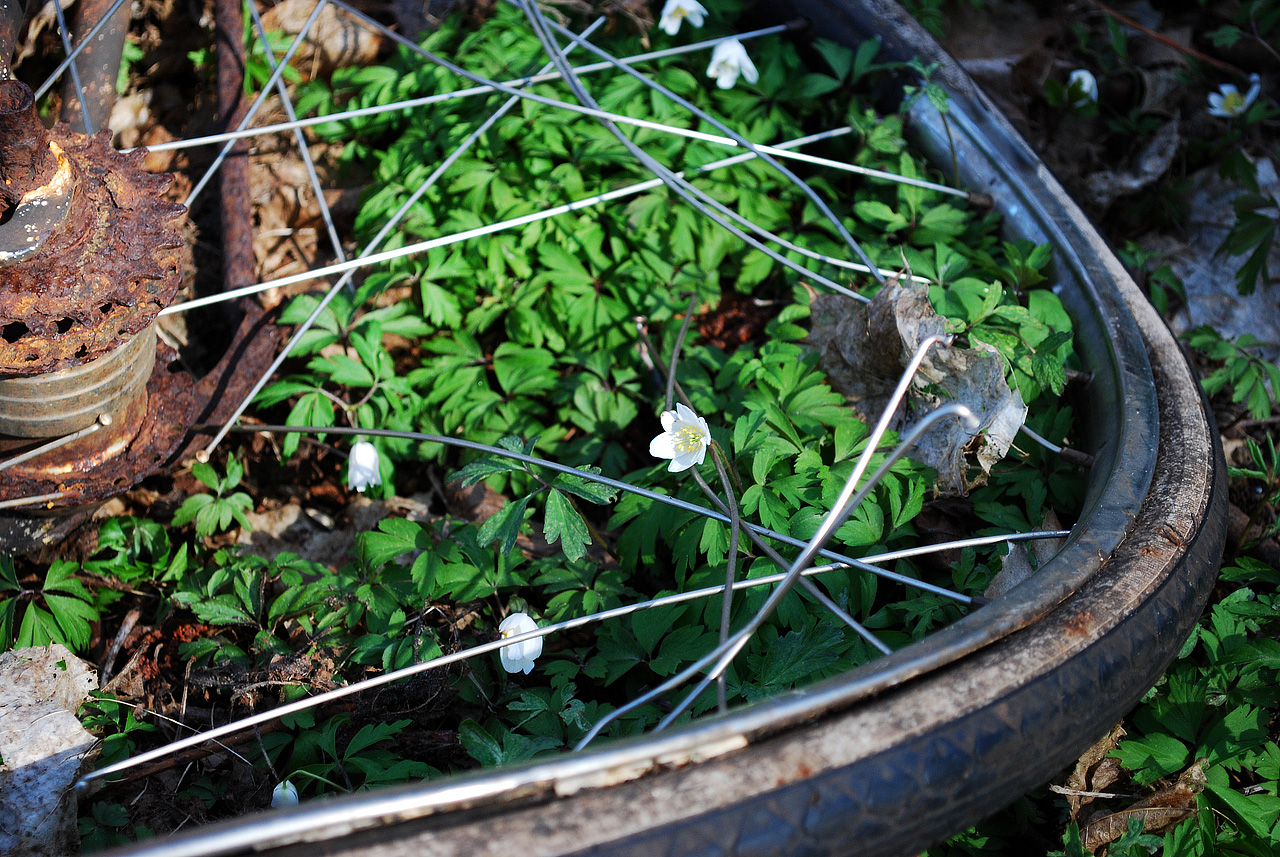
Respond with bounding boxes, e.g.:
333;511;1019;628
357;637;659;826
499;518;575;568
658;0;706;36
706;39;758;90
1067;69;1098;107
649;403;711;472
1208;74;1261;118
271;780;299;808
347;441;382;493
498;612;543;675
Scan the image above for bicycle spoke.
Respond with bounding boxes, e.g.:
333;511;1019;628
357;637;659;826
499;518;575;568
158;126;902;318
133;25;794;154
185;0;330;208
245;2;347;266
32;0;130;100
50;0;92;133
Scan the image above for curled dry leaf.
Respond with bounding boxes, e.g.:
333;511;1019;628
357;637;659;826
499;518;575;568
809;278;1027;494
1061;722;1127;819
1080;759;1207;853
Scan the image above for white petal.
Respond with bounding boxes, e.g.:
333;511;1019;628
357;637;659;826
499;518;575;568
1243;74;1262;109
674;402;699;424
271;780;299;808
500;648;520;673
347;441;382;492
690;443;708;467
650;432;677;459
667;453;694;472
498;613;542;674
660;409;676;431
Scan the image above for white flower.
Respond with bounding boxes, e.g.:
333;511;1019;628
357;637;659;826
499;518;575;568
498;612;542;674
706;39;758;90
1067;69;1098;107
347;441;382;493
271;779;298;808
648;403;710;472
658;0;706;36
1208;74;1261;118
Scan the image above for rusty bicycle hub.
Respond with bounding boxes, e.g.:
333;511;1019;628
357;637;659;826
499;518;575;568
0;77;189;531
0;0;285;554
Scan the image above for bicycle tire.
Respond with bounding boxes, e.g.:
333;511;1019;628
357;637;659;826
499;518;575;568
89;0;1227;854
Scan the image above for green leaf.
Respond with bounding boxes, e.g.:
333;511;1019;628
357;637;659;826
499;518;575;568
191;461;220;491
1112;732;1191;785
172;494;214;528
358;518;432;570
453;458;525;487
283;392;335;458
650;625;717;676
551;471;617;505
543;490;590;562
478;496;532;555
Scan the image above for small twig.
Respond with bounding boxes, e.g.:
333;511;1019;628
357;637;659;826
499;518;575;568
1049;784;1141;800
665;293;700;412
100;609;141;686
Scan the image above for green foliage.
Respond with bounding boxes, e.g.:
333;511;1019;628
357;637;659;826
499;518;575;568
1106;559;1280;848
71;0;1094;842
0;556;97;652
80;693;159;768
1217;193;1279;296
926;244;1075;404
1229;434;1280;547
79;800;150;852
262;712;437;796
1202;1;1280;69
452;436;619;561
83;517;187;586
116;40;145;95
172;454;255;538
1185;326;1280;421
243;5;299;95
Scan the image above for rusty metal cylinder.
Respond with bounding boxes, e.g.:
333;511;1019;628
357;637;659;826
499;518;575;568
0;78;54;205
0;325;154;437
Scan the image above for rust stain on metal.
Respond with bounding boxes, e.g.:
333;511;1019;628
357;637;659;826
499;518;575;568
0;80;56;201
1061;611;1095;639
0;304;282;509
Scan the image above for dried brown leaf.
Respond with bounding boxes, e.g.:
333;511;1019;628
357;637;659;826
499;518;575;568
808;278;1027;494
1080;760;1206;853
1062;723;1127;819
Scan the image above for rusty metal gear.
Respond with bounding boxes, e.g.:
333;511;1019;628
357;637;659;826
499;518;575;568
0;79;185;375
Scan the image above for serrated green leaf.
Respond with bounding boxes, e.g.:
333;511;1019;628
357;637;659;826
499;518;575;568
543;489;590;561
478;496;532;555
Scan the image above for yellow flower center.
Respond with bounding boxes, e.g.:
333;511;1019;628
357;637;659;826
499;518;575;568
672;424;705;453
672;7;687;18
1223;92;1245;113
